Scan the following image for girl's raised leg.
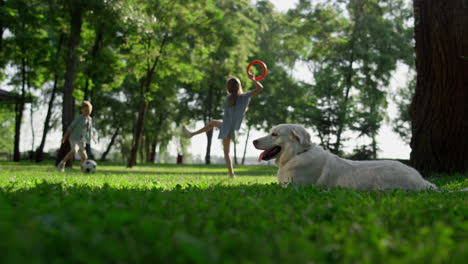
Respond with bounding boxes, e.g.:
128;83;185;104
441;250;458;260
184;120;222;138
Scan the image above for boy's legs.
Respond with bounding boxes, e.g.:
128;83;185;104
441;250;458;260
57;150;74;172
184;120;222;138
78;148;88;167
62;151;75;162
222;137;235;178
58;140;86;170
74;140;88;167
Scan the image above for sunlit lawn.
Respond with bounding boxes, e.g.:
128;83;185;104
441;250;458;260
0;161;467;263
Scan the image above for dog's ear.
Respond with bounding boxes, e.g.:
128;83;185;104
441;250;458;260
290;128;312;148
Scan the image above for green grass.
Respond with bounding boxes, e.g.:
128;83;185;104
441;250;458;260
0;162;467;263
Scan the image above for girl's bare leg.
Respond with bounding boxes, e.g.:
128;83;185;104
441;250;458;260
222;137;235;177
187;120;222;137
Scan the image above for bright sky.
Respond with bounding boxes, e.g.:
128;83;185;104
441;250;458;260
12;0;412;164
267;0;298;12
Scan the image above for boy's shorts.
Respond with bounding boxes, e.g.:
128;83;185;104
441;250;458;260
69;139;86;155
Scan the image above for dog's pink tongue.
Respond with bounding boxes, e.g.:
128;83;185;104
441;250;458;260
258;150;267;162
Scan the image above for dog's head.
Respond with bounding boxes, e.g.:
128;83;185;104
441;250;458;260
253;124;313;166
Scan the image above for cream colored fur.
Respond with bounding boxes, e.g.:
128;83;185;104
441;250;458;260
253;124;437;191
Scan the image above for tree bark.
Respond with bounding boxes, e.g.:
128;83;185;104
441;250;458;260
13;57;27;161
128;99;148;167
100;127;119;161
410;0;468;174
148;141;157;163
36;35;64;162
29;91;35;160
139;134;145;163
57;6;83;166
333;0;365;154
241;126;251;165
61;7;82;134
205;129;213;164
204;81;214;165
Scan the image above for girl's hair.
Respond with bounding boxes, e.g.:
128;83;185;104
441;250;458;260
82;100;93;115
226;77;242;106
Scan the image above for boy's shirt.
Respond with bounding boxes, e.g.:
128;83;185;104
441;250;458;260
68;114;93;143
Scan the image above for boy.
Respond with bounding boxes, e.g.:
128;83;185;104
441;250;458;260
57;101;96;172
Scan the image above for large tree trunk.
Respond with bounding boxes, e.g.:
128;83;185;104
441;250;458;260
100;127;119;161
36;34;63;162
13;57;27;161
56;7;83;166
62;7;82;134
410;0;468;174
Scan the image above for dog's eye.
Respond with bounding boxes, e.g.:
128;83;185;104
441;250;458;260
271;133;278;137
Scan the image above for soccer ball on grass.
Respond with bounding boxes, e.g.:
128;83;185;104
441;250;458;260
81;160;97;173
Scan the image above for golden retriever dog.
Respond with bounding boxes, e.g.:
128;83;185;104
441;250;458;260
253;124;437;190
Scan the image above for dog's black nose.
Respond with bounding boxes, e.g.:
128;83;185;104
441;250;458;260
253;140;258;147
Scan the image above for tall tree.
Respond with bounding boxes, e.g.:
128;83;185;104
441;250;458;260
410;0;468;174
289;0;413;156
5;0;48;161
35;32;64;162
55;0;84;165
56;0;120;165
61;0;83;133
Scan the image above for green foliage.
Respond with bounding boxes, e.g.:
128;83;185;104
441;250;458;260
0;162;467;263
288;0;414;156
179;0;260;124
393;75;415;144
245;0;310;131
0;0;418;162
0;105;15;153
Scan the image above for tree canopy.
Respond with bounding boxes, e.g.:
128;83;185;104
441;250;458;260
0;0;419;165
